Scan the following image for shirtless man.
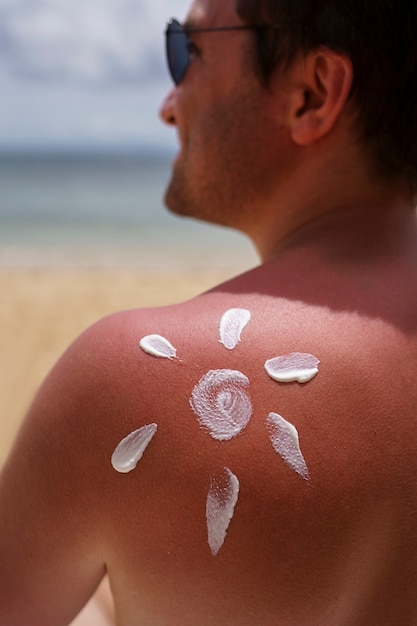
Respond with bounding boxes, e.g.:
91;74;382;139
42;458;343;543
2;0;417;624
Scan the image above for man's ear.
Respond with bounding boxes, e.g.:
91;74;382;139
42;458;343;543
285;49;353;146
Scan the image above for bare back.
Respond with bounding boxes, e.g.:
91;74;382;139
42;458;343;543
104;239;417;625
2;216;417;625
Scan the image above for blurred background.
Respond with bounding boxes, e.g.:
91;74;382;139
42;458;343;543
0;0;257;269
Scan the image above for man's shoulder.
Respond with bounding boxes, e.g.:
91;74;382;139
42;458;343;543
35;258;416;474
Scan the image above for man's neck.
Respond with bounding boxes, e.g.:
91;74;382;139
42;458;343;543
248;145;415;263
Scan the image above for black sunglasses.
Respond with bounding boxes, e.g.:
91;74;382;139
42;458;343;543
165;18;261;85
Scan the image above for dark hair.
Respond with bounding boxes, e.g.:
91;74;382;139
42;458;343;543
235;0;417;189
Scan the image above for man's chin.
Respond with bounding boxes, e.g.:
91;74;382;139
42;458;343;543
163;183;189;218
163;166;193;217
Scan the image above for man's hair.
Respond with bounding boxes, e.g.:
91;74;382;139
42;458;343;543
236;0;417;189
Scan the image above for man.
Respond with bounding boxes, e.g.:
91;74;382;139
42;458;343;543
2;0;417;623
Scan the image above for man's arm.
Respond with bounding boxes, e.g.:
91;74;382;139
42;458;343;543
0;317;120;625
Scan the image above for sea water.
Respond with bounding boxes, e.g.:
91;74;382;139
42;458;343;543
0;151;257;270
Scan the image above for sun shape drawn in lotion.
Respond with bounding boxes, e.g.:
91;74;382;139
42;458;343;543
119;310;319;555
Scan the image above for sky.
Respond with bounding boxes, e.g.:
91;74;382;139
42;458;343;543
0;0;190;152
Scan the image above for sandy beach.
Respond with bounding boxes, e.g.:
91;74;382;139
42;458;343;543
0;265;244;466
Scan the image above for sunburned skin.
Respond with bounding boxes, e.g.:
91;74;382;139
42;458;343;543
190;369;253;441
206;467;240;556
219;308;251;350
138;313;318;554
267;413;310;480
265;352;320;383
139;334;177;360
111;424;158;474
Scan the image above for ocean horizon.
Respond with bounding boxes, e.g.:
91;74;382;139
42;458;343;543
0;150;257;270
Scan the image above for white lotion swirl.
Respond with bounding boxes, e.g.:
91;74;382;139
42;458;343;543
206;467;240;556
267;413;309;480
111;423;158;474
139;334;177;360
190;369;252;441
219;308;251;350
265;352;320;383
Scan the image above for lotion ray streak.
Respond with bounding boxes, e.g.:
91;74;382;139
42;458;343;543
267;413;310;480
265;352;320;383
111;423;158;474
219;308;251;350
139;334;177;360
206;467;240;556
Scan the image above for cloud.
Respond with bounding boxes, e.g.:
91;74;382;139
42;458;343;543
0;0;190;84
0;0;190;149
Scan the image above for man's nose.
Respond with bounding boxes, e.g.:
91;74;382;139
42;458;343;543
159;87;177;126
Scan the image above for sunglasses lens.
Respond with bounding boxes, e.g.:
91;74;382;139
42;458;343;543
166;20;189;85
